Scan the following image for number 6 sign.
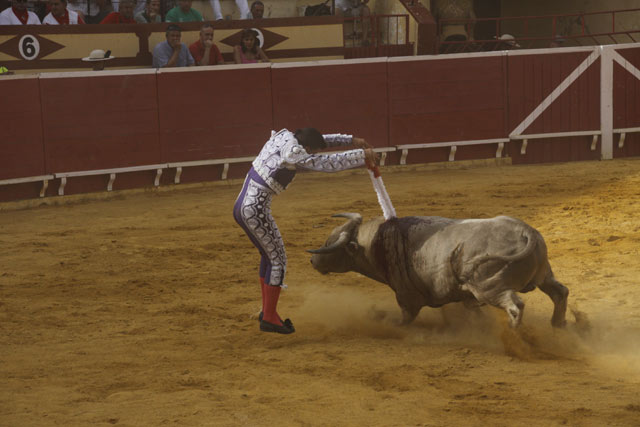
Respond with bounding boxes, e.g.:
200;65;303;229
18;35;40;60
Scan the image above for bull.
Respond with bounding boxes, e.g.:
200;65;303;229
308;213;568;328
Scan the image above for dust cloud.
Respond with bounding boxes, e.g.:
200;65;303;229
296;286;640;380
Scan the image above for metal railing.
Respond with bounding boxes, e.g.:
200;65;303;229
343;14;413;59
437;8;640;53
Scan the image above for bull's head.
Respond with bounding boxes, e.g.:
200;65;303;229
307;213;362;274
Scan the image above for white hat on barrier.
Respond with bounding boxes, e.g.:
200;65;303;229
496;34;521;48
82;49;115;62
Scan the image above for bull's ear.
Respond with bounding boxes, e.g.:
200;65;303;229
345;241;359;256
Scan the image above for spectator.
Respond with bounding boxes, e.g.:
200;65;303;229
234;28;269;64
334;0;370;45
209;0;249;20
43;0;85;24
165;0;203;22
247;0;263;19
132;0;146;16
433;0;475;53
86;0;112;24
100;0;136;23
82;48;114;71
0;0;41;24
189;23;225;66
66;0;87;21
152;24;194;68
134;0;160;23
334;0;368;17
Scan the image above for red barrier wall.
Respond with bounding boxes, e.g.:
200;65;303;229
2;45;640;203
271;59;389;147
39;70;161;173
157;64;274;162
0;75;45;181
507;50;601;164
388;54;507;164
613;46;640;158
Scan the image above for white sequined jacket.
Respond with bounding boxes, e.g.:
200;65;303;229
252;129;366;194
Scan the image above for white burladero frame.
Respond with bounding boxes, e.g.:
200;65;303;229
392;43;640;164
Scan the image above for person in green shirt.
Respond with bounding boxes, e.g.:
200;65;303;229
165;0;204;22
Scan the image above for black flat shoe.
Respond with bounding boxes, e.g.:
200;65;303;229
258;312;293;331
282;318;295;332
260;319;295;334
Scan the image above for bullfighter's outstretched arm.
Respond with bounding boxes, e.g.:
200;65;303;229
322;134;371;150
322;133;353;148
294;150;367;172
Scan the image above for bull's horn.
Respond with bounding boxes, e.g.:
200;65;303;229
331;213;362;224
306;231;350;254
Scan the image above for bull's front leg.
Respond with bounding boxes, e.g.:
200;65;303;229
395;292;421;325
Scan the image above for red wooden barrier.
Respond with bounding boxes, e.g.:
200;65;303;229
39;70;161;173
157;64;273;162
0;75;48;202
37;69;161;195
2;45;640;203
156;64;273;183
388;54;507;164
271;59;389;148
613;46;640;158
0;75;45;180
507;49;600;164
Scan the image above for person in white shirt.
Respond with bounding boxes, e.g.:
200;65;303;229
0;0;41;24
43;0;85;24
66;0;87;19
209;0;249;20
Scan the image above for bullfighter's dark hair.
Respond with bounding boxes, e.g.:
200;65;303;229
295;128;326;151
240;28;259;54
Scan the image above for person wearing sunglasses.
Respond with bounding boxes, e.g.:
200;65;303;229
0;0;41;25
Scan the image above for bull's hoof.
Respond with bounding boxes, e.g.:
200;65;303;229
551;319;567;328
260;319;295;334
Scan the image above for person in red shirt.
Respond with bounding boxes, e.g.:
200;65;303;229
189;23;225;66
43;0;85;24
100;0;136;23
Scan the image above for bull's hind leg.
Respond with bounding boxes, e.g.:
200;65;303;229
495;290;525;328
462;283;524;328
538;273;569;328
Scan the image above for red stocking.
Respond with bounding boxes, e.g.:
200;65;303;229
259;277;266;311
262;283;282;326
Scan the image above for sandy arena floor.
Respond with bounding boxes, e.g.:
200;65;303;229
1;158;640;426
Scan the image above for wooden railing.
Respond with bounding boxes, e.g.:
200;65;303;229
437;8;640;53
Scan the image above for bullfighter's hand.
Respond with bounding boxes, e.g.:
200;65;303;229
364;148;378;169
352;137;371;149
